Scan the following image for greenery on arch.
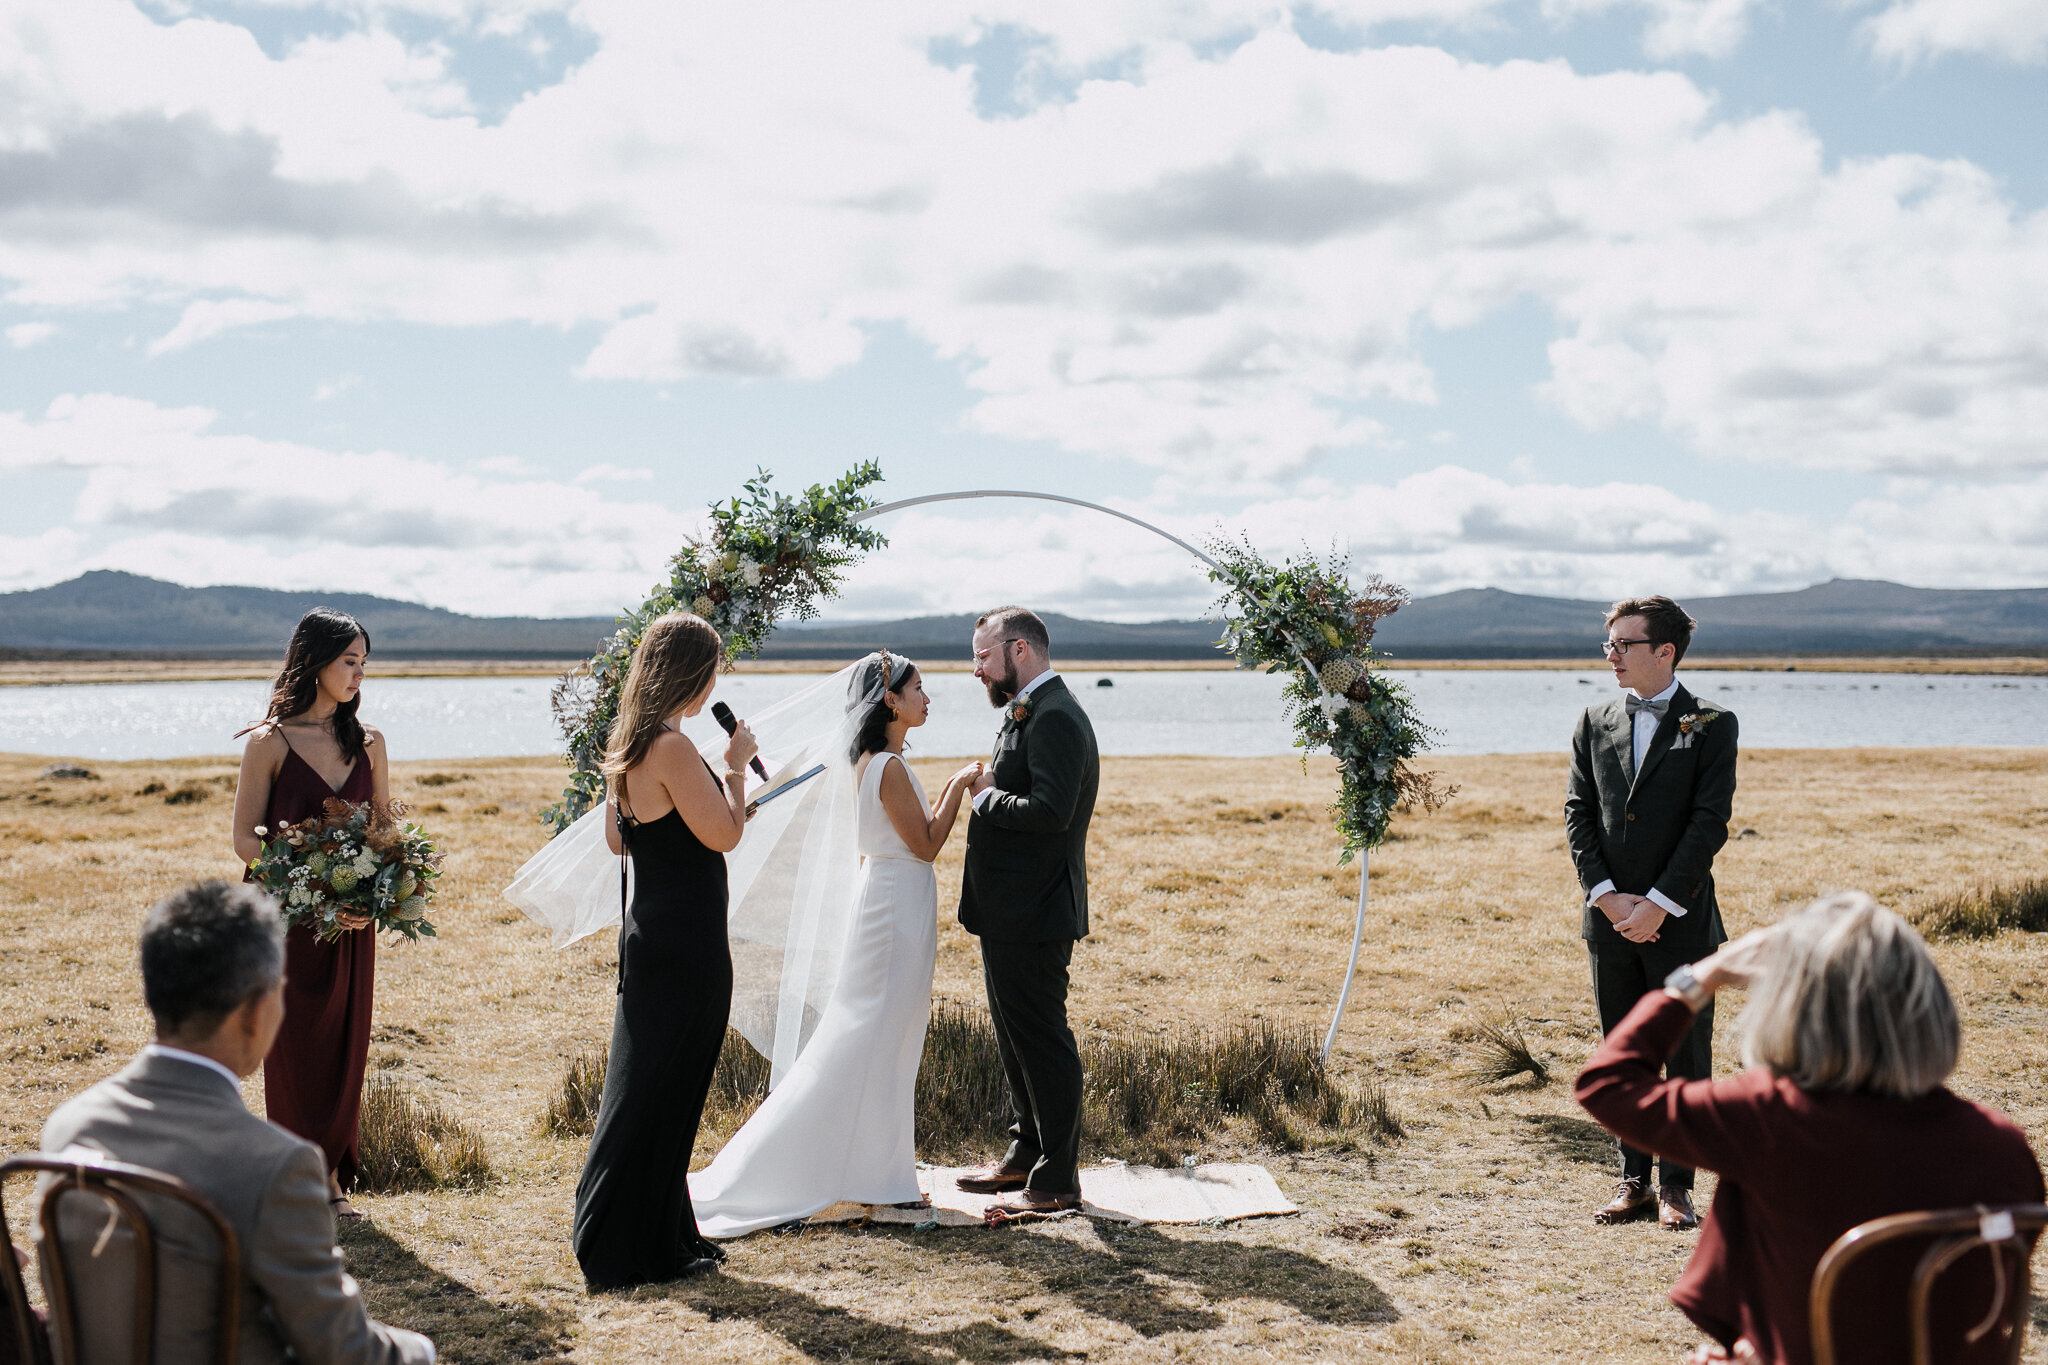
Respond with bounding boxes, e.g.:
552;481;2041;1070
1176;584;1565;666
543;463;888;832
1207;537;1454;860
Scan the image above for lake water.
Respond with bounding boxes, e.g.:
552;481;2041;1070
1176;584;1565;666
3;669;2045;762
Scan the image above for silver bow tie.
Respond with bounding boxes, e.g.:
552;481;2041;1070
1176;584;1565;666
1626;694;1669;719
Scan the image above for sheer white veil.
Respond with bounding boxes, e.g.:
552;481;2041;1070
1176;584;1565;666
504;653;908;1087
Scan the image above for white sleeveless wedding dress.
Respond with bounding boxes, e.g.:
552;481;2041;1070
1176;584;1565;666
691;751;937;1237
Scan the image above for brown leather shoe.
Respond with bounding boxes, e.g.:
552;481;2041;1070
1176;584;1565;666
954;1162;1030;1194
984;1189;1082;1224
1593;1179;1656;1225
1659;1186;1699;1231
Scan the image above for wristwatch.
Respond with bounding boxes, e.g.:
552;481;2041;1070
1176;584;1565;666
1663;963;1711;1011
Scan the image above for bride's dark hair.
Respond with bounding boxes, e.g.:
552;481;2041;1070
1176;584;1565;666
238;608;373;761
848;651;917;762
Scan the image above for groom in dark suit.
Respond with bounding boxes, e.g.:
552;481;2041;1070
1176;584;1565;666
954;606;1099;1215
1566;595;1737;1232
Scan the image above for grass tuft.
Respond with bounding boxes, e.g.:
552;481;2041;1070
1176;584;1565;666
1908;878;2048;941
539;1031;775;1140
356;1077;492;1192
538;1047;608;1138
537;1005;1400;1165
1463;1008;1551;1088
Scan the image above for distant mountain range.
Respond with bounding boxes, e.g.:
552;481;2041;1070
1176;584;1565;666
2;571;2044;661
0;571;614;658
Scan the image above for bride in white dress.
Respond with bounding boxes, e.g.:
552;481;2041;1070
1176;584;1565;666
691;652;983;1237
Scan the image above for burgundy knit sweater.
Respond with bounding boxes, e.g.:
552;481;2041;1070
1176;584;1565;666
1575;991;2043;1365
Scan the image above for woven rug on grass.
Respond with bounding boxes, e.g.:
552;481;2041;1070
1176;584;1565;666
805;1161;1299;1229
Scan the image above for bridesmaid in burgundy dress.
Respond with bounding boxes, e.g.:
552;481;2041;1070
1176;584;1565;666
231;608;389;1221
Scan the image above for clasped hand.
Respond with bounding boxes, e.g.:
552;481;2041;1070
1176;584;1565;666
1596;892;1667;943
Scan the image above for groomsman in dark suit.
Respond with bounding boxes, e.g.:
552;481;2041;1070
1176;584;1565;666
1566;595;1737;1232
953;606;1099;1216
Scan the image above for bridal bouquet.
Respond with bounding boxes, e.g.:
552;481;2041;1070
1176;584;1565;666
1208;537;1453;858
248;797;444;942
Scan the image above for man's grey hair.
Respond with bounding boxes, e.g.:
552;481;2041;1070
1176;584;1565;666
140;880;286;1034
1738;892;1960;1099
975;606;1050;657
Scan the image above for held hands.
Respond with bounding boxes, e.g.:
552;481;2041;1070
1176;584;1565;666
949;761;985;794
722;720;758;776
335;911;372;932
970;767;995;797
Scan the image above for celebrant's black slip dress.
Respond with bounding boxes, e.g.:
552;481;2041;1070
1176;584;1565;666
572;776;733;1291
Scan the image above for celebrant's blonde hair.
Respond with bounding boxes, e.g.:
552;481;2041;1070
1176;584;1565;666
602;612;723;793
1739;892;1959;1099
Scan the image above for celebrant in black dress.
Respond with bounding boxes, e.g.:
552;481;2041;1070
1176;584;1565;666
573;611;758;1291
229;608;389;1221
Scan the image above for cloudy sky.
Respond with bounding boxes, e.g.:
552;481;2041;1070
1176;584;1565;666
3;0;2046;623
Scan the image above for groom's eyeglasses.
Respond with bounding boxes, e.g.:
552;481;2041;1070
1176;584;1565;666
972;638;1024;663
1600;637;1655;658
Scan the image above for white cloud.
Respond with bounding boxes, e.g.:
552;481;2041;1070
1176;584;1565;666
1541;0;1767;58
0;0;2044;495
5;322;56;348
7;396;2046;616
0;394;693;615
310;372;363;402
1859;0;2048;64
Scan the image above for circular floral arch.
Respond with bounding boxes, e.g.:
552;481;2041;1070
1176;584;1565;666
547;463;1451;1056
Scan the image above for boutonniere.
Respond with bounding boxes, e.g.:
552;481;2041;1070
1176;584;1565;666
1008;691;1035;725
1676;711;1721;736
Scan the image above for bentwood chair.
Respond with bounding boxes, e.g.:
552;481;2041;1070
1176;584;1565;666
0;1154;241;1365
1811;1203;2048;1365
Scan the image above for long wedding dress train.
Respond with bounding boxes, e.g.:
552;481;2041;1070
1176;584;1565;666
690;752;936;1237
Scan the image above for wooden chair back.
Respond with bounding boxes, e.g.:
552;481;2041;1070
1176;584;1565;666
0;1155;240;1365
1811;1203;2048;1365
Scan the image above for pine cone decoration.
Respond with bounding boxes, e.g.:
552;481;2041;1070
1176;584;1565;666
1346;675;1372;703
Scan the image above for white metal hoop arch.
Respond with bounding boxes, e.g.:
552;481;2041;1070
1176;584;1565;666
849;488;1369;1062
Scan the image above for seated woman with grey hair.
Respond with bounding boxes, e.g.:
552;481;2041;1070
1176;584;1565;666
1575;891;2043;1365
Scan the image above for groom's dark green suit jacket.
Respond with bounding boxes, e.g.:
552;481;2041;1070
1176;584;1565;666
1565;682;1737;952
960;676;1099;944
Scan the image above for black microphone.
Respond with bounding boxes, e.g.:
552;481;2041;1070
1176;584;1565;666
710;701;769;781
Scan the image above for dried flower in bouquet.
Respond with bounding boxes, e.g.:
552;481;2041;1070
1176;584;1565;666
248;797;444;942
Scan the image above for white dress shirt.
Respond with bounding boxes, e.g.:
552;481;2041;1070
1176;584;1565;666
971;670;1060;814
142;1043;245;1092
1586;675;1688;919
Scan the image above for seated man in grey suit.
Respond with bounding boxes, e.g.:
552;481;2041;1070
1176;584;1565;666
38;879;434;1365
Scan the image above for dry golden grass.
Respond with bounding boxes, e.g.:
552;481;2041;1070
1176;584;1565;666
4;744;2047;1362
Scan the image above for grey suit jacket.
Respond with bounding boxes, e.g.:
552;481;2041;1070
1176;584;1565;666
1564;684;1738;952
959;676;1100;943
37;1051;433;1365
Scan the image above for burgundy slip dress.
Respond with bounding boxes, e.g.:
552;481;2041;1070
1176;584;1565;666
256;737;378;1190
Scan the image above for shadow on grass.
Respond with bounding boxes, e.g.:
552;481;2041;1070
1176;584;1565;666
662;1273;1080;1363
904;1220;1398;1338
340;1218;573;1364
1518;1112;1615;1167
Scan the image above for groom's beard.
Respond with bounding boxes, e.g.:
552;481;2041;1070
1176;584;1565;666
983;659;1018;707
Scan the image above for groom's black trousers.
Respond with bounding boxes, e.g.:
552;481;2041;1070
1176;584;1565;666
981;938;1084;1196
1589;940;1715;1191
